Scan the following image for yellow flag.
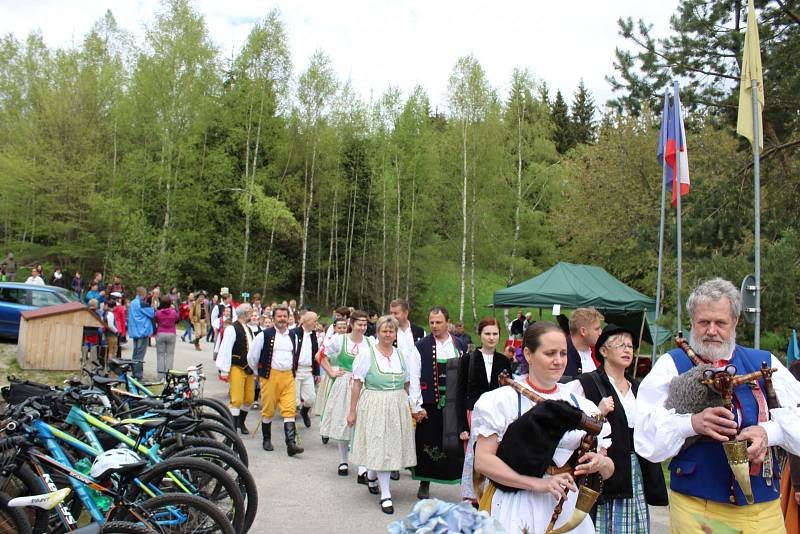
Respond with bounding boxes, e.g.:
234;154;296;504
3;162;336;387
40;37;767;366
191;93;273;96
736;0;764;150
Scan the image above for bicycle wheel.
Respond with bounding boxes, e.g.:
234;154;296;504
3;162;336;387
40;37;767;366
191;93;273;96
129;457;244;533
191;399;234;428
195;412;235;432
128;492;235;534
161;423;248;467
0;491;32;534
168;447;257;532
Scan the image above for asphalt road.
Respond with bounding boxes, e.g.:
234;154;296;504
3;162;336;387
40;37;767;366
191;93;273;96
133;335;669;533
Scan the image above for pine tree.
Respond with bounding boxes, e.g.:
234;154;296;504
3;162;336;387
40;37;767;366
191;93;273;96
550;90;573;154
571;80;596;145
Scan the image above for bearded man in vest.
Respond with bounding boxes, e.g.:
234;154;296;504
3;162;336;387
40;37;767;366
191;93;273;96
247;305;303;456
635;278;800;533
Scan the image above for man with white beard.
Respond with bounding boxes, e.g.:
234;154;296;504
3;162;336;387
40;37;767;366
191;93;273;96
635;278;800;533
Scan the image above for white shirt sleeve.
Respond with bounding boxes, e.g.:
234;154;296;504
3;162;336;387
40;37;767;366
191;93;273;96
215;325;236;373
407;346;422;413
634;353;697;462
106;313;118;334
247;331;265;371
760;355;800;455
211;305;220;325
351;351;371;382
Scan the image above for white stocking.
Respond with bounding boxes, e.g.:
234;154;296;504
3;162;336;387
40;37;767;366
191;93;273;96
337;441;349;464
377;471;391;500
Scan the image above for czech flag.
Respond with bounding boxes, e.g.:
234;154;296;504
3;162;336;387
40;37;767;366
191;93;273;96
656;83;691;206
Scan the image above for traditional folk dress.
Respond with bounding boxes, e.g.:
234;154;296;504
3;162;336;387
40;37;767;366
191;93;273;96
635;345;800;534
408;334;468;484
471;377;610;534
349;341;416;472
215;321;257;415
319;334;370;442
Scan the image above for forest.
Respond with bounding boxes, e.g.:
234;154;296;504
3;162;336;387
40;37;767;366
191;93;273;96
0;0;798;348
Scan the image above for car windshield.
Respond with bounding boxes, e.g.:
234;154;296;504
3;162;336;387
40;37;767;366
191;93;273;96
60;289;80;302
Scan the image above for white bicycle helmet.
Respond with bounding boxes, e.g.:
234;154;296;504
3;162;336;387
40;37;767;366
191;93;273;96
89;448;143;479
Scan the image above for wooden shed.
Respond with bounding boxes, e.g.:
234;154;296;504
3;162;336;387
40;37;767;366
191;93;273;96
17;302;102;370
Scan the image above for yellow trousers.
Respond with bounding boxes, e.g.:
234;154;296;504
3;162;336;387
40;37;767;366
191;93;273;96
259;370;296;420
669;490;786;534
228;366;255;413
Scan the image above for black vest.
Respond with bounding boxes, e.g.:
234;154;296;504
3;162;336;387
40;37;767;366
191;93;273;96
416;334;467;407
578;367;668;505
230;322;252;370
257;327;298;379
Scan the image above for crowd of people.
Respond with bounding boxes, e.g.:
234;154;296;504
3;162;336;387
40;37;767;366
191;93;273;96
6;257;800;533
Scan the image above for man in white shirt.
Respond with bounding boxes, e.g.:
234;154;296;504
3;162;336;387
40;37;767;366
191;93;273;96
294;311;319;428
563;307;604;381
25;267;45;285
390;298;425;356
247;306;303;456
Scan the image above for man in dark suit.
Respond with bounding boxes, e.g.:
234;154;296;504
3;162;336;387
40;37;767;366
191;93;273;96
390;298;425;354
561;307;604;382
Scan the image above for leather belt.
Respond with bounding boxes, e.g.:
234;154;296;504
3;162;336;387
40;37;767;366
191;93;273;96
545;465;574;476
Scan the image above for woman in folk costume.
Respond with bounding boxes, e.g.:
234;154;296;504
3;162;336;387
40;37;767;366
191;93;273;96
458;317;514;504
472;321;614;534
347;315;416;514
318;310;371;476
215;303;257;434
315;317;349;436
567;324;668;534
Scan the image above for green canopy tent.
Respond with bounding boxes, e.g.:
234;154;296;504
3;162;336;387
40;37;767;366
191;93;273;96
492;262;672;350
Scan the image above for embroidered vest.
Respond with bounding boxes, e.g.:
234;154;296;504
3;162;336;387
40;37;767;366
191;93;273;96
417;335;463;407
257;328;298;379
668;345;780;505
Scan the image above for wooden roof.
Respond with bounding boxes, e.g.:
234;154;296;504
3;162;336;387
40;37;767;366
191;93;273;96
20;302;102;325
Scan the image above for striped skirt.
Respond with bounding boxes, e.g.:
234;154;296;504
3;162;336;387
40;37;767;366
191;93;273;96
595;453;650;534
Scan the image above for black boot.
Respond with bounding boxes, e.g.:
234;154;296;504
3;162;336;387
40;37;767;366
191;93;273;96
237;411;250;435
284;421;304;456
300;406;311;428
417;481;430;499
261;422;274;451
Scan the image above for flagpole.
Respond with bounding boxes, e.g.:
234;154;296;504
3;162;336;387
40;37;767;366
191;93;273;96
751;78;761;349
674;82;683;335
654;137;668;359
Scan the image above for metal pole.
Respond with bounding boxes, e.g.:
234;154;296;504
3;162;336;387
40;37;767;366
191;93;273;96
654;147;668;359
674;82;683;335
752;79;761;349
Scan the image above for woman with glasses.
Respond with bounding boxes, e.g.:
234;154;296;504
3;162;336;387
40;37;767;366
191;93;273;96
568;324;667;534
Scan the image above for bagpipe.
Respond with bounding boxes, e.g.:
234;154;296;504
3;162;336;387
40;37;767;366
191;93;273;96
667;336;780;504
495;372;605;534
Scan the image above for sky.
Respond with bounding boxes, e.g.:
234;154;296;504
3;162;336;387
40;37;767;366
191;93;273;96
0;0;680;111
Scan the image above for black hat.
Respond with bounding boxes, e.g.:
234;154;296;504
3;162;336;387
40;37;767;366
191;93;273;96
493;399;585;493
594;323;638;361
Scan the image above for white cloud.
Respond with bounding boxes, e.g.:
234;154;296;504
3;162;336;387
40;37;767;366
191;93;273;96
0;0;678;110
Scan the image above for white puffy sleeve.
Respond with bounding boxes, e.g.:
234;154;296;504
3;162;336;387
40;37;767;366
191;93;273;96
351;350;371;382
246;331;264;371
321;333;343;360
215;325;236;373
471;387;518;441
760;355;800;455
407;346;422;413
634;353;697;462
